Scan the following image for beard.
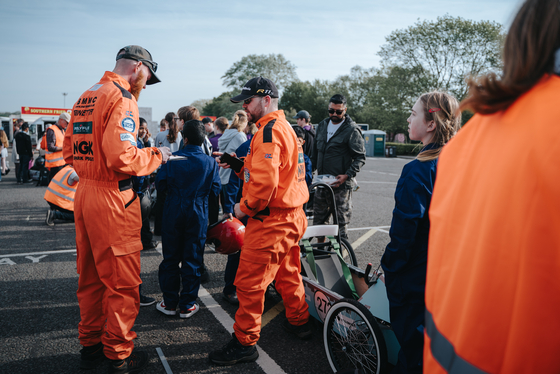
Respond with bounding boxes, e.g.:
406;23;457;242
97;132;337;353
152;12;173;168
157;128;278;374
330;115;343;124
130;70;145;101
245;104;264;123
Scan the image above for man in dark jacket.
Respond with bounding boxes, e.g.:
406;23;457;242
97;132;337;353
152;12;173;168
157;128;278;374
311;94;366;239
15;122;33;184
293;110;315;157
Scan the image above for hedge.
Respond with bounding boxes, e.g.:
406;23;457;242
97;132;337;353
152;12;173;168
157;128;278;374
385;142;422;156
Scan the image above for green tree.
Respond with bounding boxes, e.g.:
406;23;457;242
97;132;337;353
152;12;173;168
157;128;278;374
222;54;298;92
190;99;212;113
201;90;242;119
378;15;504;100
280;79;338;124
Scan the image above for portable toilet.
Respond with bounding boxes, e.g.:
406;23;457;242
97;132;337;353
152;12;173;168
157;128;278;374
363;130;386;157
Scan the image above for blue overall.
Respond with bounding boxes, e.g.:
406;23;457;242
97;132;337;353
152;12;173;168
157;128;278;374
381;143;439;374
222;139;251;296
156;144;221;310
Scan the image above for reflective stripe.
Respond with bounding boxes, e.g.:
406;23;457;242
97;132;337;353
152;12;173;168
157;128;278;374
46;157;64;163
46;187;74;202
426;309;488;374
51;170;77;193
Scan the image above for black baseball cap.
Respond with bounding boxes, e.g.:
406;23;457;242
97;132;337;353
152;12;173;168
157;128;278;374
116;45;161;85
230;77;279;103
202;117;213;124
293;110;310;120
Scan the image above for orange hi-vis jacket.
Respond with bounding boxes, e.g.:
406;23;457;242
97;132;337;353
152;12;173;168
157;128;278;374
45;125;65;168
40;131;47;150
44;165;77;211
63;71;162;184
237;110;309;218
425;75;560;373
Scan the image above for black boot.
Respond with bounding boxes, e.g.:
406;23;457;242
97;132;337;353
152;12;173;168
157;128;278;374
110;350;149;374
79;342;105;370
209;333;259;366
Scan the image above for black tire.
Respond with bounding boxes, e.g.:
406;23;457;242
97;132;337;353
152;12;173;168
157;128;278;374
324;298;388;374
340;237;358;267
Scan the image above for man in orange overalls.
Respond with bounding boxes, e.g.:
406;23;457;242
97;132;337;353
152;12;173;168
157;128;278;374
63;45;171;373
209;77;310;366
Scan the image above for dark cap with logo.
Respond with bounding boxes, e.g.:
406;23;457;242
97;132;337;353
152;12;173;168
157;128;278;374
230;77;279;103
293;110;310;120
116;45;160;85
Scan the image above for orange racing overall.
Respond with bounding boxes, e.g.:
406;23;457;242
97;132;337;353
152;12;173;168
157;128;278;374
63;71;162;360
233;110;310;346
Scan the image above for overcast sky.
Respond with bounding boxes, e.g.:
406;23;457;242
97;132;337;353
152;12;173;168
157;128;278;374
1;0;521;122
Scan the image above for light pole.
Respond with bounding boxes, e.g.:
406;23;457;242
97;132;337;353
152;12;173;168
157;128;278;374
63;92;68;108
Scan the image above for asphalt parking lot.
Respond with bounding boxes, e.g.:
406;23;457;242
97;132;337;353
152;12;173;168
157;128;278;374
0;154;411;374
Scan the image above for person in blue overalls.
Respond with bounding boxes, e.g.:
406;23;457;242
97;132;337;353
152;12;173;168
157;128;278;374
380;91;461;374
220;138;251;305
155;119;221;319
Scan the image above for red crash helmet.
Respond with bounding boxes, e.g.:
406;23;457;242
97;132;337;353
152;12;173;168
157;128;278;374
207;217;245;255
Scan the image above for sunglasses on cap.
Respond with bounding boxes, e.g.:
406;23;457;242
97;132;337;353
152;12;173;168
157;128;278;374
328;109;344;115
130;58;158;73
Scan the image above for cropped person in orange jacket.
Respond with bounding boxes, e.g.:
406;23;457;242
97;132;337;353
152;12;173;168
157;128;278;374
45;112;70;181
63;45;171;373
209;77;311;366
44;164;78;226
424;1;560;373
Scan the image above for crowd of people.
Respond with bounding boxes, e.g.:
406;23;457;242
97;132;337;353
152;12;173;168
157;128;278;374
4;1;559;372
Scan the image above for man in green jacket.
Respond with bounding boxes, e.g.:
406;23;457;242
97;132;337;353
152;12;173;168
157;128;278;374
311;94;366;239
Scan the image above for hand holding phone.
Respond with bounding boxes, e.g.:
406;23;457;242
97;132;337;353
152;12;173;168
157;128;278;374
220;152;244;173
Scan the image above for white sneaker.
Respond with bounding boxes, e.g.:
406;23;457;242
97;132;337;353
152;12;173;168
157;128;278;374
179;303;199;319
156;300;176;316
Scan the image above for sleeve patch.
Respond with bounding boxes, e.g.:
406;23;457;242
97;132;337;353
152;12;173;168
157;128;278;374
88;84;103;91
120;133;136;146
262;119;276;143
121;118;136;133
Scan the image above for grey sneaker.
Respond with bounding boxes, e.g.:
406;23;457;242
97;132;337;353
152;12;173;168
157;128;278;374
46;210;55;226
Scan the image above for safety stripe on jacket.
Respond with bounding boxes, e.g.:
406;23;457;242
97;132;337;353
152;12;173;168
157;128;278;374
426;309;488;374
46;186;74;202
50;170;77;193
46;156;64;163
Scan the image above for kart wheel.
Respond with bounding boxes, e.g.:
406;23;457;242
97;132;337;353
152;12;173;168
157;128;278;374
340;237;358;266
324;298;388;374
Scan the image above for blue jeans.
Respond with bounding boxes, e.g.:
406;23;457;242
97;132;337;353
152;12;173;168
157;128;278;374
48;202;74;222
223;251;240;296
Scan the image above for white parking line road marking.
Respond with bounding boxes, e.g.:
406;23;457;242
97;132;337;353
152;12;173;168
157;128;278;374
198;286;287;374
0;249;76;258
156;347;174;374
347;226;390;233
351;228;378;249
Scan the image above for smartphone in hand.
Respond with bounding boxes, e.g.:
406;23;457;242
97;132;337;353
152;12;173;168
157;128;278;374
220;153;244;173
